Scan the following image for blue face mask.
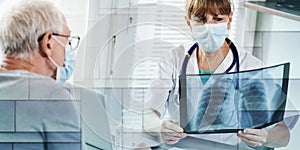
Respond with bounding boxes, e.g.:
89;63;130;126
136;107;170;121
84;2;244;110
48;38;75;83
191;22;229;52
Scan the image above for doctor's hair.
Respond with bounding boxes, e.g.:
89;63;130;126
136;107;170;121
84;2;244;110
185;0;233;19
0;0;64;59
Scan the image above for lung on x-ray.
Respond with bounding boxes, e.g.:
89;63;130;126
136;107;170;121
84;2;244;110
179;63;290;133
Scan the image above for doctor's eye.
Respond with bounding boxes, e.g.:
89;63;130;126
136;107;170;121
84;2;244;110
214;17;224;22
194;17;206;24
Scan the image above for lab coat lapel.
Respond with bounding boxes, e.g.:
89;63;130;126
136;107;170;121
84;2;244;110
215;48;235;74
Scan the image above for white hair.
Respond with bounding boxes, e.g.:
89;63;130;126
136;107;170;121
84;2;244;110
0;0;64;58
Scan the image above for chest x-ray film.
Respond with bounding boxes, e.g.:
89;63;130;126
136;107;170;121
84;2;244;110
179;63;290;133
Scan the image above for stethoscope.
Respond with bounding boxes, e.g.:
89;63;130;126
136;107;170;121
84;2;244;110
164;38;240;118
179;38;240;125
181;38;240;75
181;38;240;89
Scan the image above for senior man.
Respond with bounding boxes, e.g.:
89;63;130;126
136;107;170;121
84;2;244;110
0;0;83;149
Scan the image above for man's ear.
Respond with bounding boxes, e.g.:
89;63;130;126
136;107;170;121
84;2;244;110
185;16;192;31
227;12;233;30
39;32;54;57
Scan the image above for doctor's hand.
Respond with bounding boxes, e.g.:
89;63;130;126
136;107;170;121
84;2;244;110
134;143;152;150
160;120;187;145
237;128;268;147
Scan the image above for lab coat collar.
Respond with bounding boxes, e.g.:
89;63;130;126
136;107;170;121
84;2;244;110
184;43;236;75
215;48;235;74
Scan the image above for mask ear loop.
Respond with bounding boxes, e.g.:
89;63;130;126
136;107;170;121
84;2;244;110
53;36;65;47
49;36;69;69
48;56;59;68
38;33;63;79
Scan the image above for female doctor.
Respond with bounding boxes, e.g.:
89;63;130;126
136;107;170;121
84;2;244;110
143;0;290;148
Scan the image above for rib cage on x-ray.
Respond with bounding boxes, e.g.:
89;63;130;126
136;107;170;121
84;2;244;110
239;79;269;128
190;77;238;130
183;63;289;133
190;77;270;131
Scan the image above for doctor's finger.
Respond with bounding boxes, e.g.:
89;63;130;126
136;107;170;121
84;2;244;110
161;127;176;133
163;132;187;138
164;139;180;145
237;132;256;140
175;132;187;138
163;121;183;132
238;130;266;143
239;137;263;147
161;135;182;145
161;134;186;145
243;128;267;137
238;132;264;147
162;134;183;141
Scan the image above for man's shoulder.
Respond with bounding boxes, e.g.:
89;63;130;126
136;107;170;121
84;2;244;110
27;73;72;99
65;82;105;100
0;70;72;100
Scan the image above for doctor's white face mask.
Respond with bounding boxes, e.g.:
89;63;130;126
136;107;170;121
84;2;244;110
48;37;75;83
191;22;229;52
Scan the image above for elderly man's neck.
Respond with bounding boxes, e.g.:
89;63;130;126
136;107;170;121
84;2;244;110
0;55;52;77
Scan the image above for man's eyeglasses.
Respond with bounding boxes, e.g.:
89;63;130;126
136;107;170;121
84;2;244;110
38;33;80;50
52;33;80;50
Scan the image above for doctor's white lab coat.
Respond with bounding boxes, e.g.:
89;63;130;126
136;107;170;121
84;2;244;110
145;43;297;146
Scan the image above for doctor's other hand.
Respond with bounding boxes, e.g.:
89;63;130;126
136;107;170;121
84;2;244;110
237;128;268;147
160;120;187;144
